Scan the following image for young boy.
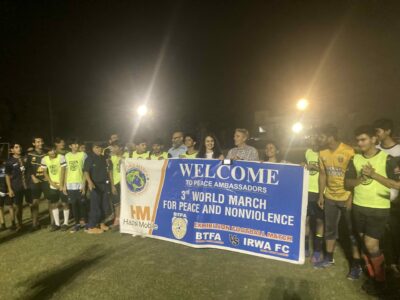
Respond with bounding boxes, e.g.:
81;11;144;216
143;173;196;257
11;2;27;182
5;143;31;231
149;139;169;160
109;142;124;228
64;138;87;233
41;146;68;231
84;142;112;234
304;131;324;265
27;136;47;231
124;137;149;159
345;125;398;296
180;134;198;158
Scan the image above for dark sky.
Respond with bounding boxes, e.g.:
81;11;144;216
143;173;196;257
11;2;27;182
1;0;400;145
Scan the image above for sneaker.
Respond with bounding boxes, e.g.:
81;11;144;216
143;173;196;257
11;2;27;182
362;279;387;296
50;225;60;232
100;223;109;231
70;225;80;233
61;224;69;231
0;223;6;231
347;265;363;280
30;225;40;232
85;228;104;234
311;251;323;265
389;264;400;279
314;258;335;269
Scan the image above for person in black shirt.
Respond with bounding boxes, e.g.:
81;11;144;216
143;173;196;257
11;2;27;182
26;136;48;231
5;143;32;231
84;142;112;234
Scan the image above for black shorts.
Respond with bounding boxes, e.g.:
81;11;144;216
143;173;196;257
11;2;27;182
324;198;354;240
31;181;49;199
353;204;389;240
6;189;32;205
111;183;121;206
46;189;68;204
307;192;324;220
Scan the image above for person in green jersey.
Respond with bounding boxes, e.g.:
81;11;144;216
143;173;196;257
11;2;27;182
180;134;198;159
302;131;325;265
124;137;150;159
41;146;68;231
149;138;169;160
63;138;87;233
345;125;397;296
109;142;124;228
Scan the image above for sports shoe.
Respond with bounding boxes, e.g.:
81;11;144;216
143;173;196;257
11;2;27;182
0;223;6;231
85;228;104;234
314;258;335;269
50;224;60;232
61;224;68;231
362;279;387;296
311;251;323;265
100;223;109;231
347;265;363;280
30;225;41;232
70;224;80;233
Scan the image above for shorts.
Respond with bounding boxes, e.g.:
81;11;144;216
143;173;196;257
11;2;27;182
324;198;354;240
6;189;32;205
111;183;121;206
307;192;324;220
31;181;49;199
353;204;389;240
46;188;68;204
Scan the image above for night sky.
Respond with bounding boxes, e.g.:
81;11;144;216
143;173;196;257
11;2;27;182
1;0;400;146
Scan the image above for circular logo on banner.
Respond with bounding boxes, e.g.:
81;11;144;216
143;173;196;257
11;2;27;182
126;167;148;194
172;217;188;240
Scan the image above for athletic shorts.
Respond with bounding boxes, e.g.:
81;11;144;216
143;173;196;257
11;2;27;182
31;181;49;199
353;204;389;240
324;198;354;240
6;189;32;205
46;189;68;204
111;183;121;206
307;192;324;219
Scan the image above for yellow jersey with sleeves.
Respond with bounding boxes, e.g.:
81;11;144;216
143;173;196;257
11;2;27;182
319;143;354;201
41;154;66;186
110;155;122;185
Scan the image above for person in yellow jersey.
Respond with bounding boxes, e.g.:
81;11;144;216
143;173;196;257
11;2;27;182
149;138;169;160
303;130;324;265
41;146;68;231
345;125;398;296
63;138;87;233
109;142;124;228
180;134;198;159
314;125;362;280
124;137;149;159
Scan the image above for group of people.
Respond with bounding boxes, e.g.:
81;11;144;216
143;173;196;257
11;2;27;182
0;119;399;296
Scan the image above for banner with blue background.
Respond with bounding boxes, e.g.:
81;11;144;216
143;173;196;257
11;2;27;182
120;159;308;264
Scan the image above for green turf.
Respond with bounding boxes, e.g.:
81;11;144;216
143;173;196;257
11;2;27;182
0;202;377;300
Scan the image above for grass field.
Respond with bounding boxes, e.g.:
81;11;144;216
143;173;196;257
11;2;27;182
0;201;393;300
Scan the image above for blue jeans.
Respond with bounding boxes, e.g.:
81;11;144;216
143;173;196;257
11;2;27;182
88;183;111;228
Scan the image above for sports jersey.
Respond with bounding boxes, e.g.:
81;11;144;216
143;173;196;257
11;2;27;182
319;143;354;201
125;151;150;160
110;155;123;185
5;156;29;191
377;143;400;157
149;152;169;160
41;154;66;188
346;150;397;209
27;150;47;181
305;149;319;193
65;151;87;189
181;151;198;159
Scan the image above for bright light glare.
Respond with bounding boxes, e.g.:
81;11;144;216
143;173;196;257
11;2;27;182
137;105;148;117
296;98;309;111
292;122;303;133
